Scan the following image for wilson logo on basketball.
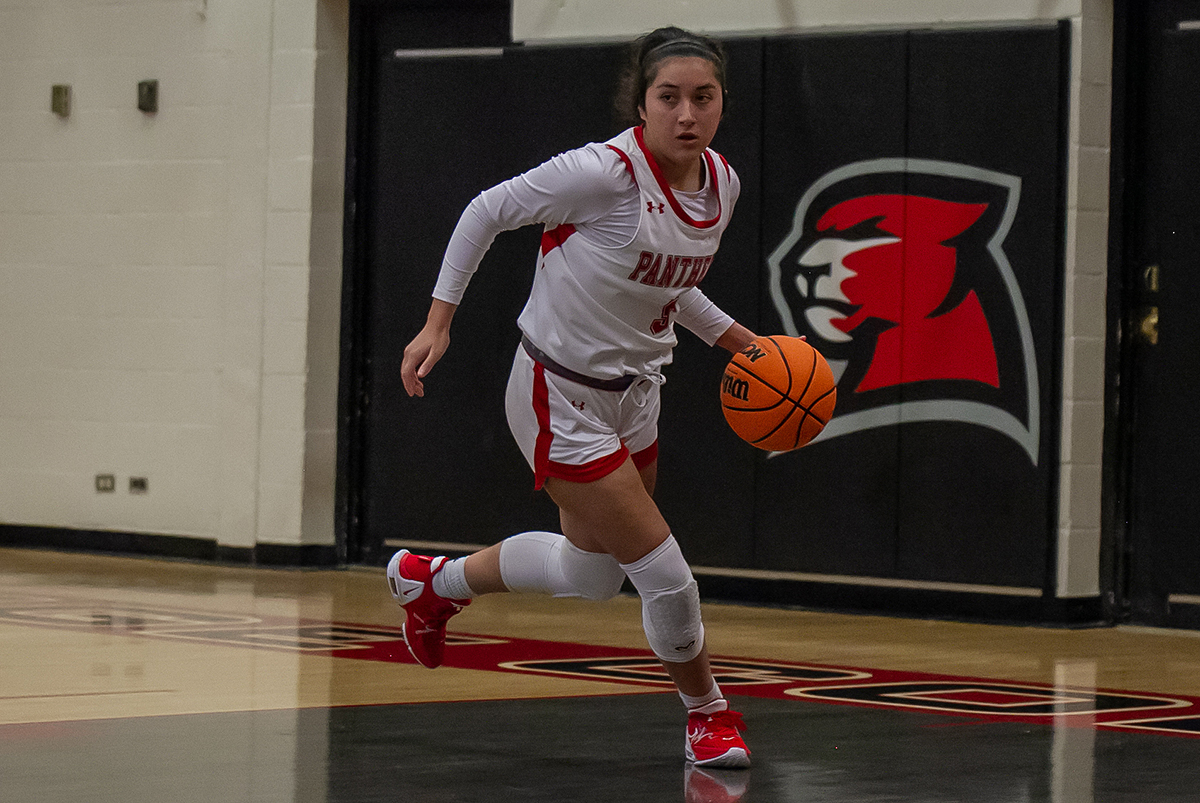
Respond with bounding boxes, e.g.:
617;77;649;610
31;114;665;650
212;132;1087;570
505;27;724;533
721;373;750;401
721;336;836;452
767;159;1041;465
739;344;768;362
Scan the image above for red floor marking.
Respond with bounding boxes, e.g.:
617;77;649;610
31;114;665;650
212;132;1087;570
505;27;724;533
4;593;1199;738
331;626;1200;738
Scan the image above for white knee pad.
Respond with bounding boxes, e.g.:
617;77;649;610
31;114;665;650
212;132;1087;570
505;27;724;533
559;539;626;601
621;536;705;663
640;580;705;663
498;531;624;601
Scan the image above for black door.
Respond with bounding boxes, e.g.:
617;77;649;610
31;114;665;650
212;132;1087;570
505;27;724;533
351;42;631;565
1121;0;1200;625
343;5;764;568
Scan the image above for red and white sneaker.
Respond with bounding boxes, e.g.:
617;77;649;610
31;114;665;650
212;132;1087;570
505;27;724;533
386;549;469;669
685;709;751;768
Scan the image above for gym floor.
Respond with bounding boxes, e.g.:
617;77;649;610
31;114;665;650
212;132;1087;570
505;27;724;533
3;546;1199;802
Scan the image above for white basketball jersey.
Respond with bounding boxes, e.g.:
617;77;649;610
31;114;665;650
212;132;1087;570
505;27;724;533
517;127;736;380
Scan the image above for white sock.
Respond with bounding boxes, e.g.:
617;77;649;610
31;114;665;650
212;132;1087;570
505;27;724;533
431;557;475;600
679;681;727;715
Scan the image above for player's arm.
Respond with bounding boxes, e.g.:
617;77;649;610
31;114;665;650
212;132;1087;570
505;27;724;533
674;289;758;352
674;166;756;352
715;321;758;353
433;146;631;307
401;298;456;398
405;148;629;398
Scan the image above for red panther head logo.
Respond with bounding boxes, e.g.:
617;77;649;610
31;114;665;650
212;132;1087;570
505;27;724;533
806;194;998;392
767;160;1040;464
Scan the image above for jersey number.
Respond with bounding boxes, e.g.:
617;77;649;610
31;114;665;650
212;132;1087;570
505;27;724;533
650;299;678;335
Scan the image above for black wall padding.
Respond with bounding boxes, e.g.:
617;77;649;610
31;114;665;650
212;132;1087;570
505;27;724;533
352;23;1066;598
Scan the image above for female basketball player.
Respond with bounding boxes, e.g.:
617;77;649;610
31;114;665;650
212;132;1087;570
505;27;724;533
389;26;757;768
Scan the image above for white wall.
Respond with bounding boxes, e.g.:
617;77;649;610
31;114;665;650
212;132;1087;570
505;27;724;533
0;0;347;550
0;0;1110;594
513;0;1084;40
1056;0;1112;597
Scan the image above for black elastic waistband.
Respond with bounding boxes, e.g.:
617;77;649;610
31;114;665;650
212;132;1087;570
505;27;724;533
520;336;637;392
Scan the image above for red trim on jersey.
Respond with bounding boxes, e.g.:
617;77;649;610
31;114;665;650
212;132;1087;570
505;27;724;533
631;440;658;470
532;362;554;490
632;126;722;229
545;446;631;485
606;144;639;187
717;152;732;180
540;223;576;256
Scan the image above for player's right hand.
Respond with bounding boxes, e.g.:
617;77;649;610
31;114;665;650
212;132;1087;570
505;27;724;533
401;299;458;397
401;327;449;397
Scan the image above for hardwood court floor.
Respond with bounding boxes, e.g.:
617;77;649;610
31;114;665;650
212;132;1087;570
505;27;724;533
2;546;1199;802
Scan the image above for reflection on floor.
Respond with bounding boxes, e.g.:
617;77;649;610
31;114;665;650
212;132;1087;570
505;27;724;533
2;547;1199;802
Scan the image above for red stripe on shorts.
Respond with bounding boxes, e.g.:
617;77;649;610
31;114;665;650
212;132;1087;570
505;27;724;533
532;362;553;490
546;446;630;485
631;440;658;470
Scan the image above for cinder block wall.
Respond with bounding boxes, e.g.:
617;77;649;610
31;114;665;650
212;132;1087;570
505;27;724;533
1056;0;1112;598
0;0;347;551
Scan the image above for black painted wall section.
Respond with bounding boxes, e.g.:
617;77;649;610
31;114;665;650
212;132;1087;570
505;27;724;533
347;21;1069;618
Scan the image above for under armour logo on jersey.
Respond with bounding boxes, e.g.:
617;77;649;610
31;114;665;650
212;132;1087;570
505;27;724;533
570;400;586;411
647;201;665;214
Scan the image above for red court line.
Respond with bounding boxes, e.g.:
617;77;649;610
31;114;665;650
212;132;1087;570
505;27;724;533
3;594;1197;738
328;627;1200;737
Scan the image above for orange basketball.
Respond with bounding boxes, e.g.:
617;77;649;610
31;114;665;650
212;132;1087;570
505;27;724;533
720;335;837;451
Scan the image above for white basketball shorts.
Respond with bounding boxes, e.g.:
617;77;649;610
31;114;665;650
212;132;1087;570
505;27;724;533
505;345;660;489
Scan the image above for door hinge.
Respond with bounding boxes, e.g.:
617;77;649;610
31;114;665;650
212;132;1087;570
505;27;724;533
1134;305;1159;345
